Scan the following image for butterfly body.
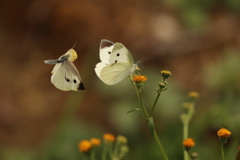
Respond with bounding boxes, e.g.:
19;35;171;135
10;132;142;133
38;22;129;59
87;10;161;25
44;49;85;91
95;39;138;85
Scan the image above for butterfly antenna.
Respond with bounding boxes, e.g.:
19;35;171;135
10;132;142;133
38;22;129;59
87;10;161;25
72;42;77;49
137;57;149;64
71;43;82;53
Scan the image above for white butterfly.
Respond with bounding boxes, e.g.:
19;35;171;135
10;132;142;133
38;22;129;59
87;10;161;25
44;48;86;91
95;39;138;85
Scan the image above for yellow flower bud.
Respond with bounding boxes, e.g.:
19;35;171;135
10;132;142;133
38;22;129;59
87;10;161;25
117;135;128;144
188;92;199;98
161;70;172;80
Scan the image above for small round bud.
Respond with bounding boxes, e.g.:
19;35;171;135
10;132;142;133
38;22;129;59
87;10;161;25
158;82;166;89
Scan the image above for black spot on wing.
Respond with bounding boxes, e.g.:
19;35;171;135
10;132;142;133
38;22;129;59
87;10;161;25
117;53;120;56
73;79;77;83
65;77;70;82
108;51;111;54
78;82;86;90
115;60;117;63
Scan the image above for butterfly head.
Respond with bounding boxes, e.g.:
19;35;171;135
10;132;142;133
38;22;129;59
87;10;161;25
63;49;78;62
131;64;139;73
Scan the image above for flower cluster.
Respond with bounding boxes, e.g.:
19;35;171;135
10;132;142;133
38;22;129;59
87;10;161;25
158;70;172;89
133;75;147;91
79;133;128;160
79;138;101;153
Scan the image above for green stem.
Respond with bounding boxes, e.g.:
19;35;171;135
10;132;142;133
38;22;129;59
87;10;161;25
183;122;189;160
183;123;188;139
130;77;168;160
108;143;114;160
187;151;192;160
139;92;149;118
153;129;169;160
183;150;188;160
130;77;140;100
113;140;120;159
90;150;96;160
151;88;162;116
221;144;225;160
101;143;107;160
182;103;195;160
130;78;149;119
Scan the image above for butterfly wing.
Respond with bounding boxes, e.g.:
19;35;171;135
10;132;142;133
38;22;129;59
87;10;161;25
63;60;85;91
109;42;134;64
100;62;133;85
95;39;115;77
95;62;107;77
99;39;114;63
51;60;85;91
95;39;136;85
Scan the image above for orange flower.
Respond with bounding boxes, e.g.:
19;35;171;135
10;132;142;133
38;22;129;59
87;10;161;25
133;75;147;83
103;133;115;142
183;138;195;147
90;138;101;146
183;138;195;151
218;127;231;144
78;140;92;152
217;127;231;138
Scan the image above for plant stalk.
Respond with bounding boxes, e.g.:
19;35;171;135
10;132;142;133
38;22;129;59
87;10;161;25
221;144;225;160
151;88;162;116
153;129;169;160
183;122;189;160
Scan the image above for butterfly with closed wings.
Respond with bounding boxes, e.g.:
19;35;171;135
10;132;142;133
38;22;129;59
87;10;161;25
44;48;86;91
95;39;138;85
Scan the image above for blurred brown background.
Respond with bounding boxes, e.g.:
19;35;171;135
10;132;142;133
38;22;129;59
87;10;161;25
0;0;240;159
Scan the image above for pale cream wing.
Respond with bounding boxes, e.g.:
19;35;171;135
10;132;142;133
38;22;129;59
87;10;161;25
51;60;85;91
100;62;132;85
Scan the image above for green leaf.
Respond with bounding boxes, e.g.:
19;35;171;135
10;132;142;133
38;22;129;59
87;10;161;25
148;117;155;136
162;88;169;91
127;108;141;114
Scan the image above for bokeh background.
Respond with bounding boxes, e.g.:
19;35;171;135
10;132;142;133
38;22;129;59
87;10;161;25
1;0;240;159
